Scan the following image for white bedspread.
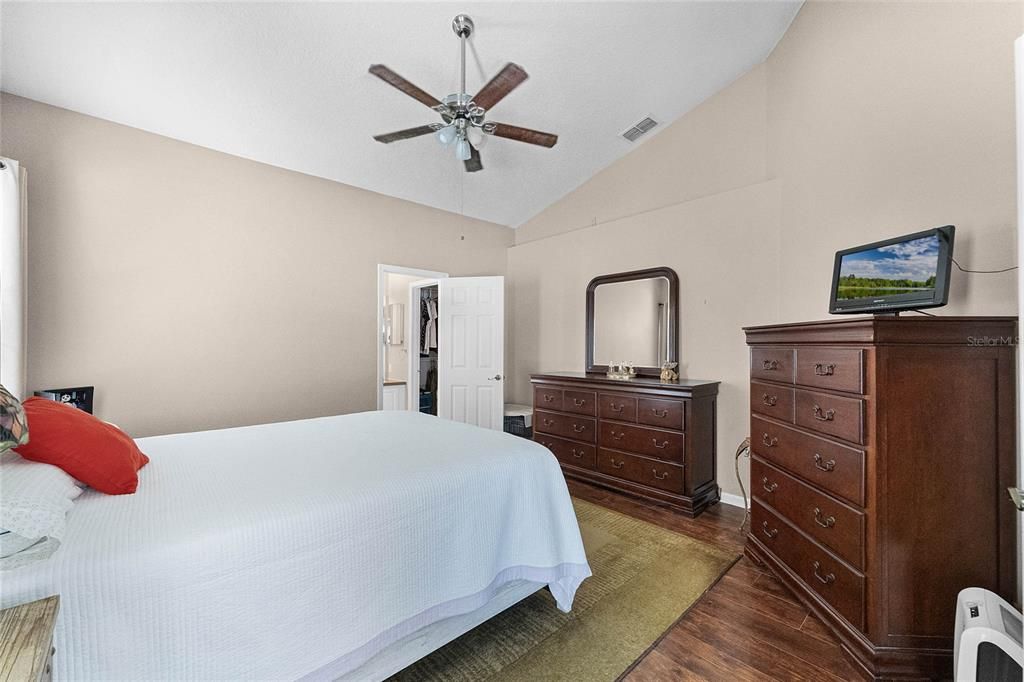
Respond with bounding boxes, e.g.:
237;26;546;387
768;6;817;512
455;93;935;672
0;411;591;680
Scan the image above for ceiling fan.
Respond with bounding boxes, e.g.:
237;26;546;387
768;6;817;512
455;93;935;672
369;14;558;173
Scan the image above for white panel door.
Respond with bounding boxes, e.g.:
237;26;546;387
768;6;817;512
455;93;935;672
437;276;504;430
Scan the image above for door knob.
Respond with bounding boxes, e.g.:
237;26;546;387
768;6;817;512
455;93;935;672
488;374;503;381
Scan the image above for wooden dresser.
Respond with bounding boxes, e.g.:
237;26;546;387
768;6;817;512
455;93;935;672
530;372;720;517
744;317;1017;680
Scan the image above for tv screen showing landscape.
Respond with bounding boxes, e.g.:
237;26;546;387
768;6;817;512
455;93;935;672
835;234;941;301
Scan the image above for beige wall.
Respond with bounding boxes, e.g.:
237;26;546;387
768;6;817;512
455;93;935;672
509;1;1020;500
509;180;783;504
0;93;512;437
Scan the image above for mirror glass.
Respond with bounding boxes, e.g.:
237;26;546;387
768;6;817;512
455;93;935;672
592;276;671;367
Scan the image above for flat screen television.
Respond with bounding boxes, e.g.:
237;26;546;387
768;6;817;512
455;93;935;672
829;225;955;315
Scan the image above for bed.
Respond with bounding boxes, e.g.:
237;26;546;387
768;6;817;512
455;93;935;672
0;410;591;680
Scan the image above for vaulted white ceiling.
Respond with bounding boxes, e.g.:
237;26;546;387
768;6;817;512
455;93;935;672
0;2;800;226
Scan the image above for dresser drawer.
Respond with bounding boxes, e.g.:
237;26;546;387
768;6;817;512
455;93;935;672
535;410;596;443
794;389;864;444
535;434;596;470
563;389;597;416
750;381;794;422
751;347;795;383
534;386;563;412
599;422;684;463
752;500;865;630
599;393;637;422
637;397;685;431
751;416;865;506
598;448;683;493
796;348;864;394
752;456;865;569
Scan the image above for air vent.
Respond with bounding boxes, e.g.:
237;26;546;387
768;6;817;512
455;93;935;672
621;116;659;142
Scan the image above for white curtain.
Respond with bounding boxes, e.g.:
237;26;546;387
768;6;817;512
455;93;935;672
0;157;27;399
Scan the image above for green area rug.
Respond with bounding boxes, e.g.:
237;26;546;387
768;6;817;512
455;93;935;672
392;498;739;681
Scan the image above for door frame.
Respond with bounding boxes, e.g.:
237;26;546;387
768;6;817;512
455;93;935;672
376;264;448;410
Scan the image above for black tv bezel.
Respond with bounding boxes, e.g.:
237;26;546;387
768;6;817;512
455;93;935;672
828;225;955;315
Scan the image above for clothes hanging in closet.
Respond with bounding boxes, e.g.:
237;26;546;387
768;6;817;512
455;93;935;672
421;294;437;353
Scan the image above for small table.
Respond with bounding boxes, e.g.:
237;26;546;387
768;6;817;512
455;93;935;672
0;596;59;682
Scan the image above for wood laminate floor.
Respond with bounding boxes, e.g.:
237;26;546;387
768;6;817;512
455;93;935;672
567;480;862;682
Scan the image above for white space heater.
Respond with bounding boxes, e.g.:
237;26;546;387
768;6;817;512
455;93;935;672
954;588;1023;681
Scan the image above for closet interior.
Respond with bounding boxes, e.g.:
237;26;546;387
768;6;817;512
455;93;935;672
418;285;438;416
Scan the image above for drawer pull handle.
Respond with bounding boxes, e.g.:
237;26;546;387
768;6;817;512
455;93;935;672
652;468;670;480
652;408;669;418
812;405;836;422
652;438;670;449
573;398;586;406
543;395;555;402
610;403;624;413
571;448;584;459
761;521;778;539
762;477;778;493
813;453;836;472
543;418;554;426
610;459;624;469
812;561;836;585
813;507;836;529
762;394;777;407
573;424;586;433
762;360;779;371
814;363;836;376
761;433;778;448
612;431;624;441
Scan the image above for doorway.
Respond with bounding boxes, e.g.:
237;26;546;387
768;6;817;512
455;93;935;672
409;276;506;430
376;265;448;411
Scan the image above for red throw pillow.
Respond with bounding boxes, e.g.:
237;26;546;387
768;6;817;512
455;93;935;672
14;397;149;494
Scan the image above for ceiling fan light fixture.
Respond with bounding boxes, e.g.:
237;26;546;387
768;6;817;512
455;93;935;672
454;138;472;161
466;126;484;148
436;125;457;146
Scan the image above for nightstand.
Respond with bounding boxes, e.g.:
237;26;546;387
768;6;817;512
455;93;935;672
0;596;59;682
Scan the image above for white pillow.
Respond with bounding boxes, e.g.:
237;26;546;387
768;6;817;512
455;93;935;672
0;450;82;568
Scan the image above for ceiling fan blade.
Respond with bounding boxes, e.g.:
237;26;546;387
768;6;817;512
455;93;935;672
369;64;445;110
464;146;483;173
472;63;528;111
373;124;443;144
484;122;558;148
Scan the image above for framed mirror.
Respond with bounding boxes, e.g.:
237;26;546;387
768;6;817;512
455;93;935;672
585;267;679;377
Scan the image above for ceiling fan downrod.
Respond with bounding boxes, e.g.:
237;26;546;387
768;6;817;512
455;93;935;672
452;14;473;98
440;14;480;161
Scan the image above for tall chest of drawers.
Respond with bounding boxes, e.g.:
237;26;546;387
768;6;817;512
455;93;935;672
530;372;720;517
744;317;1017;680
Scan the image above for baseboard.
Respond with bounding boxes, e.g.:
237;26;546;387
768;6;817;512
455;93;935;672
719;492;747;509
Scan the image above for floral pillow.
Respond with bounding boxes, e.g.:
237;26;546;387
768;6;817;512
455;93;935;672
0;385;28;452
